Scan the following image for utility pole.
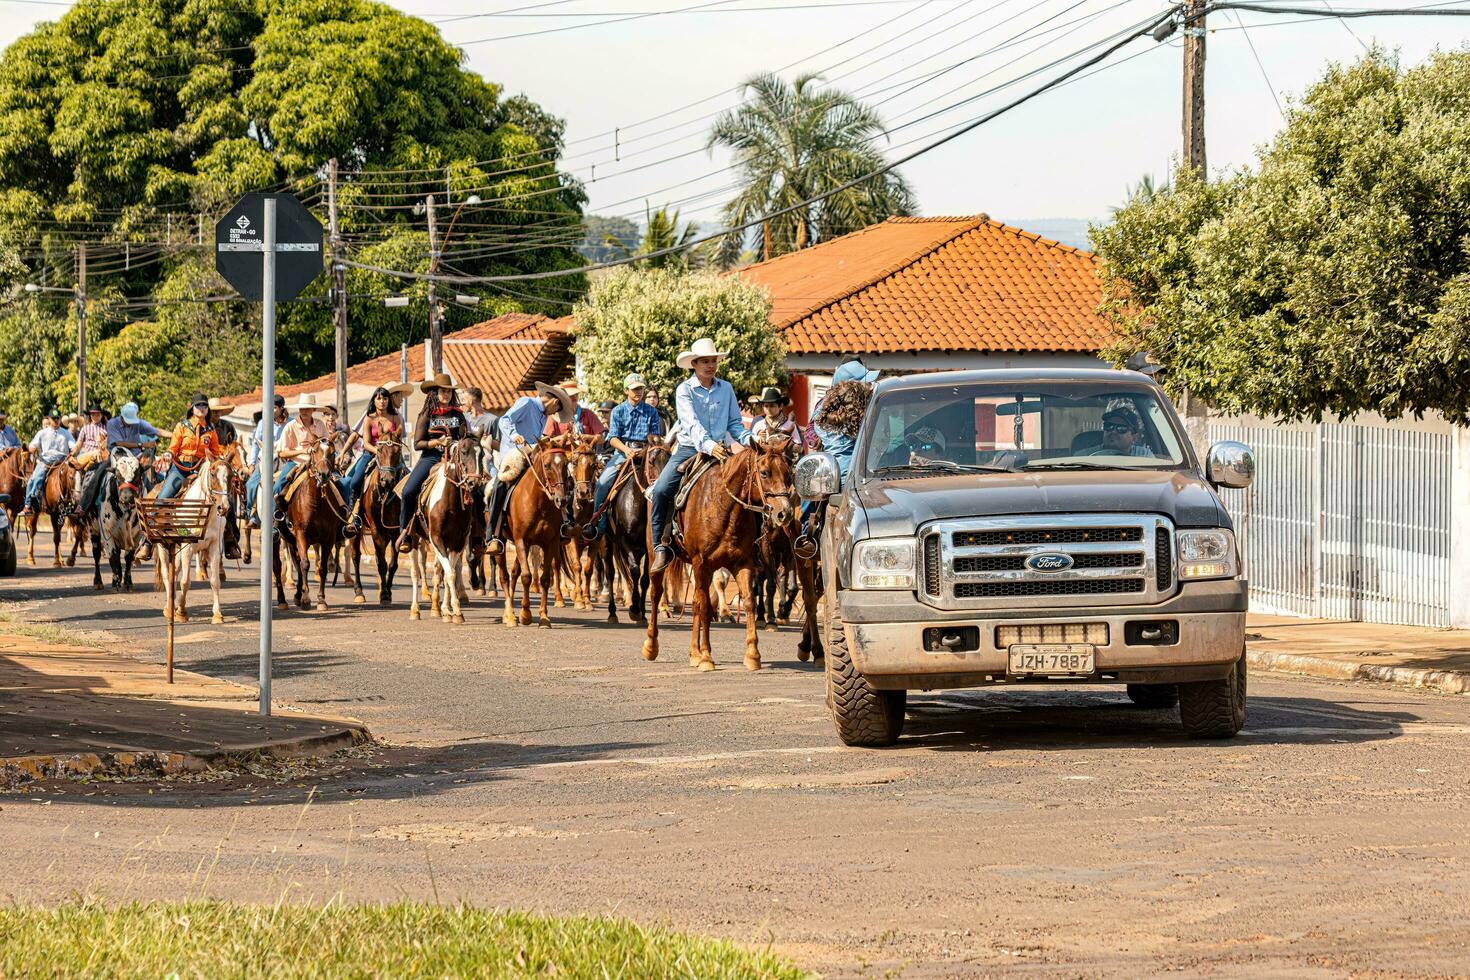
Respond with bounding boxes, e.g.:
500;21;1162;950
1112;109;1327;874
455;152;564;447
1182;0;1207;176
1181;0;1210;458
75;246;87;416
424;193;443;374
328;158;349;417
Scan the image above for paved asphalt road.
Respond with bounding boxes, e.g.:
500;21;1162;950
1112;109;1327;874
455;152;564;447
5;559;1470;977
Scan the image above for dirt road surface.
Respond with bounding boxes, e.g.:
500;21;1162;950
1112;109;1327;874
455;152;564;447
5;562;1469;977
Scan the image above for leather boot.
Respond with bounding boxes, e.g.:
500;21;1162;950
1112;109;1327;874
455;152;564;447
484;480;510;555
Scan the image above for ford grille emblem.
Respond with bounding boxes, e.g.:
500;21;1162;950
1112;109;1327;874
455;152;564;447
1025;553;1073;572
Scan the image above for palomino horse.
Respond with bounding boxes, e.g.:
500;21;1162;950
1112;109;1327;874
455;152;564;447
156;454;233;624
602;435;666;626
92;452;147;591
409;436;484;623
348;440;406;606
27;458;88;567
274;440;347;611
643;436;799;671
561;434;602;612
493;436;571;628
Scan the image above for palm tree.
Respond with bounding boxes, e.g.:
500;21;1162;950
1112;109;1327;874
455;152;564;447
707;73;915;266
606;204;700;269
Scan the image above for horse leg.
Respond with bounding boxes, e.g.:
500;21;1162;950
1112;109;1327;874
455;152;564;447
26;513;36;565
314;539;329;612
737;565;761;671
517;541;534;626
537;543;554;628
408;544;423;620
122;545;135;593
66;517;83;567
374;538;391;606
763;568;780;632
689;559;712;670
175;550;192;623
91;526;104;589
292;533;310;610
51;511;63;567
642;561;663;662
349;537;365;604
446;549;465;624
796;557;822;662
210;546;225;624
499;551;517;627
108;538;122;591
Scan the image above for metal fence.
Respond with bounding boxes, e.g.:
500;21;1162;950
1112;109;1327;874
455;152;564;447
1208;417;1453;627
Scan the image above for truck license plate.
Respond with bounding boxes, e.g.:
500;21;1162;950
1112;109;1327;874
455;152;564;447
1007;644;1095;676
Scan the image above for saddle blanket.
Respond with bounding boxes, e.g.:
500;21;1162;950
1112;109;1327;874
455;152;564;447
672;454;718;512
284;465;345;509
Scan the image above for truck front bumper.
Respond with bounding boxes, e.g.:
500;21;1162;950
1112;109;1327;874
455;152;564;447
838;579;1247;691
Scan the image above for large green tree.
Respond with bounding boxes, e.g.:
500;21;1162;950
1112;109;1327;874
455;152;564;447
707;73;914;266
1094;51;1470;424
0;0;586;431
573;268;784;405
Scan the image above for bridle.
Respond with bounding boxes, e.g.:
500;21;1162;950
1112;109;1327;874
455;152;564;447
526;441;568;507
724;446;797;525
443;437;484;507
569;444;598;505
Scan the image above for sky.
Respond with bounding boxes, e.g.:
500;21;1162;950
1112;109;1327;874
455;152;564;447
2;0;1466;234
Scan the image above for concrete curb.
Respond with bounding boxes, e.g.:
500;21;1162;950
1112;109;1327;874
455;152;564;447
0;725;370;791
1247;648;1470;697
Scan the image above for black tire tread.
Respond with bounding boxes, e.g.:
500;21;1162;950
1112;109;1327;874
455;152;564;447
826;614;905;747
1126;683;1179;709
1178;655;1247;739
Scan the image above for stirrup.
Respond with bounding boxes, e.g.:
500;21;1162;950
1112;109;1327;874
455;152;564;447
650;545;674;574
485;537;504;556
581;523;600;542
793;534;818;561
395;532;416;554
560;522;575;540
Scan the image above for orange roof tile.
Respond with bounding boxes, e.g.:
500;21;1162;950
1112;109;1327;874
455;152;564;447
737;215;1111;355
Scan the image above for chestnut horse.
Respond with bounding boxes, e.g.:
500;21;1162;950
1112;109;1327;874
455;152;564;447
493;436;571;628
409;436;484;623
27;458;88;567
643;436;799;671
0;448;29;530
348;440;406;606
274;440;347;611
561;435;602;611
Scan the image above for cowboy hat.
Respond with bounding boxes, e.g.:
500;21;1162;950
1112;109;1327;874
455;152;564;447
534;382;575;423
207;397;236;414
561;381;582;397
676;337;728;370
385;380;414;396
287;392;319;411
419;372;454;393
757;386;788;405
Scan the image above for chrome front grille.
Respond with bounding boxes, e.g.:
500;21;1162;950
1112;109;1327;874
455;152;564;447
919;514;1176;611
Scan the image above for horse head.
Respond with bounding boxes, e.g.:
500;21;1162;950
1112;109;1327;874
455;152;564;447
533;436;570;506
568;434;601;506
642;434;670;483
444;436;484;506
750;435;797;528
111;453;142;509
307;439;336;482
374;440;405;489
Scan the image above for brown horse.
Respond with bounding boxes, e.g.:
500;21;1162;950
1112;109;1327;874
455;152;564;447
643;437;798;671
27;458;89;567
0;448;29;529
409;436;484;623
274;440;347;611
561;434;603;612
494;436;571;628
348;440;406;606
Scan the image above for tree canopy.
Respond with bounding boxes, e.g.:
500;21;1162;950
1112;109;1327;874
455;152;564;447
572;268;784;405
0;0;586;430
1093;51;1470;424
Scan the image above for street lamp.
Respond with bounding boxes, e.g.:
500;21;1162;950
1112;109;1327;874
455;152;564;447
383;295;411;308
454;294;480;306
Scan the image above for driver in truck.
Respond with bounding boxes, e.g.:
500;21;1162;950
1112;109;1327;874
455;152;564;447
1100;403;1156;458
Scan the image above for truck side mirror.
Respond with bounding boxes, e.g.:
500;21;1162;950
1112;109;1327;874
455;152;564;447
795;452;841;500
1206;441;1255;489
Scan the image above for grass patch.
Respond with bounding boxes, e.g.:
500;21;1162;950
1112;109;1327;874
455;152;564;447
0;901;810;978
0;609;97;647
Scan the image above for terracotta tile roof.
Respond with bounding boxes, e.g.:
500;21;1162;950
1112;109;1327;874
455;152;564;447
736;215;1111;354
227;313;564;410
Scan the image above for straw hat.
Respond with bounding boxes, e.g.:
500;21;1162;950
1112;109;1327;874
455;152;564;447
287;392;319;412
676;337;728;370
208;397;236;414
419;372;454;393
385;380;414;396
534;382;575;423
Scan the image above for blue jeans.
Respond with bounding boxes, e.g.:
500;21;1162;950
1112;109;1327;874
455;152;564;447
272;459;298;496
342;452;372;509
24;462;49;508
590;451;626;535
156;464;196;500
648;443;698;550
245;467;263;518
398;451;442;531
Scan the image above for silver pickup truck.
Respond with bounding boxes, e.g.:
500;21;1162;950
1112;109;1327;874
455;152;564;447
795;368;1255;747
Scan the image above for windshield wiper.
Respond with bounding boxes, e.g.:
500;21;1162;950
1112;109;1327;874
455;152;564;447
874;461;1014;475
1024;460;1159;471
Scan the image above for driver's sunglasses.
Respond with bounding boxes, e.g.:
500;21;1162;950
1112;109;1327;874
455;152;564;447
1102;422;1134;434
909;440;941;453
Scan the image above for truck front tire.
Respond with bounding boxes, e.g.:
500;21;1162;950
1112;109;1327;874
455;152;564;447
1178;653;1247;739
1126;683;1179;709
826;612;905;747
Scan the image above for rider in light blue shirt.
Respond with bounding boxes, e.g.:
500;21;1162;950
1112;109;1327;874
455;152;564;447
0;410;19;450
583;372;664;541
648;338;750;572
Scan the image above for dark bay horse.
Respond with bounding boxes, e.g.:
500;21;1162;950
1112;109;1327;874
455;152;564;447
494;436;570;628
643;436;799;671
602;436;667;626
409;436;483;623
348;440;406;606
274;441;347;611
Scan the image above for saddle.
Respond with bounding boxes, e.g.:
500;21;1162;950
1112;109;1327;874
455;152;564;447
672;453;718;512
283;464;345;509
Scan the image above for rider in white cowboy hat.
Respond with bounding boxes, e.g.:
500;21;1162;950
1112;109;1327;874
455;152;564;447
647;338;751;573
271;392;327;520
482;380;574;555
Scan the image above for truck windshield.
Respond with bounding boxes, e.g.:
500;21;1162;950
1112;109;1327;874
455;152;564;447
860;381;1188;477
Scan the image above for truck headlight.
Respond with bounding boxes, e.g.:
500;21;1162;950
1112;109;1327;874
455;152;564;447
851;537;916;590
1176;528;1238;580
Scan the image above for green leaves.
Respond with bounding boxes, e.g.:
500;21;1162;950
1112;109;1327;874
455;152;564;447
573;268;784;405
1095;51;1470;424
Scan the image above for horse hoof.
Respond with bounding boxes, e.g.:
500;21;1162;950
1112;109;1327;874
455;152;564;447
606;614;618;624
379;598;391;608
65;557;75;567
797;647;811;662
539;617;551;628
278;602;289;611
212;614;224;625
410;609;421;620
93;582;103;590
453;614;466;625
354;595;366;605
697;659;716;672
744;656;762;671
641;640;659;662
177;612;190;624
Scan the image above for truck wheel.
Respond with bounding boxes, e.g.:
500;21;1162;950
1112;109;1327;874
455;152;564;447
1178;653;1247;739
0;534;15;577
1126;683;1178;709
826;613;905;747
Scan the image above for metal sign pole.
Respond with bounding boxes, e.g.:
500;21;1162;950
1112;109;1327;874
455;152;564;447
259;197;276;717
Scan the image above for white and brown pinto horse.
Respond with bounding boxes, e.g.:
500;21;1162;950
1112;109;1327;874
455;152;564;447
156;451;236;625
93;451;146;592
409;435;484;623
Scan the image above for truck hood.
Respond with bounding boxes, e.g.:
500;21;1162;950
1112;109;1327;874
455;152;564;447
855;469;1229;536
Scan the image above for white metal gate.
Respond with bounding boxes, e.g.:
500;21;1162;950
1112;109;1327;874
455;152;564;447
1208;418;1453;627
